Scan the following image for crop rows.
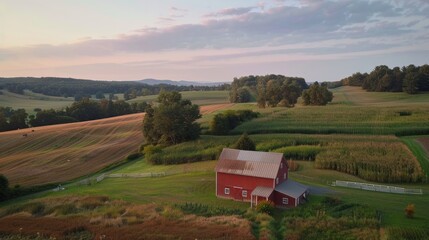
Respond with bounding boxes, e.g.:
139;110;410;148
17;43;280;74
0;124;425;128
315;142;424;182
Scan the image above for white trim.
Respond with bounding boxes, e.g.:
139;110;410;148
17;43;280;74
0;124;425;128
282;197;288;205
233;186;243;189
215;172;218;197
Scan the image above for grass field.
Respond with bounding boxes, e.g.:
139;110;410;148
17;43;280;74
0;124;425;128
231;87;429;136
0;90;73;113
128;90;229;106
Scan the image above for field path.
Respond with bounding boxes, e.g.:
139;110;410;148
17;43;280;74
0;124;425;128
0;104;232;186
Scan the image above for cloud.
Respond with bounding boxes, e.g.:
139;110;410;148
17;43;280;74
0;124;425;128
2;0;428;72
204;7;255;17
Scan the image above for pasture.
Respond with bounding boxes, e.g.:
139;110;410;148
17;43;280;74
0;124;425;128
128;90;230;105
0;90;73;113
229;87;429;136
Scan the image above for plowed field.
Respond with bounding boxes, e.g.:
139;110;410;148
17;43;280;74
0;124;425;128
0;104;231;186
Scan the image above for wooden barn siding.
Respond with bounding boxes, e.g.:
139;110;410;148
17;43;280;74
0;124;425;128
275;158;289;186
273;191;296;207
216;172;274;201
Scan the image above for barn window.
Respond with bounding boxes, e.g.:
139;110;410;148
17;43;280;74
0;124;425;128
281;162;283;169
284;173;286;179
224;187;230;195
276;178;279;184
282;197;288;205
242;190;247;197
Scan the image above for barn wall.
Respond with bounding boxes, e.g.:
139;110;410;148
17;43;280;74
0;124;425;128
272;191;296;207
275;157;289;186
216;172;274;201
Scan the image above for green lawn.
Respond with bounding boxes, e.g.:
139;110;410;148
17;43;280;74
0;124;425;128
401;136;429;176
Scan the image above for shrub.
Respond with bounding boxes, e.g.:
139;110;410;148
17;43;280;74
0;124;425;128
55;203;78;215
143;144;163;157
256;200;275;215
209;110;258;135
405;204;415;218
126;152;142;161
232;133;256;151
16;202;47;216
288;160;299;171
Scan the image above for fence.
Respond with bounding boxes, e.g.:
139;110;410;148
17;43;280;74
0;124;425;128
77;173;107;186
332;180;423;195
108;172;166;178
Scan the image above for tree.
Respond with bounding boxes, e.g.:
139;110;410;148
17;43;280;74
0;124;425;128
405;203;415;218
142;91;201;145
67;98;103;121
256;79;266;108
302;82;333;106
232;133;256;151
0;174;9;201
8;109;28;130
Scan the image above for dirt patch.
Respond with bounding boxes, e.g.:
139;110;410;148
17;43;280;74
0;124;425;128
200;103;234;114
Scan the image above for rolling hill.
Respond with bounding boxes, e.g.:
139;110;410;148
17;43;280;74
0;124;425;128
0;103;233;186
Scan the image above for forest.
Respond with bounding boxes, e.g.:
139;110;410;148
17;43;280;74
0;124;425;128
332;64;429;93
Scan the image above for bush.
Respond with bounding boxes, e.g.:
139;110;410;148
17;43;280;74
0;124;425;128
405;204;415;218
232;133;256;151
126;152;142;161
143;145;163;157
55;203;78;215
176;202;244;217
210;110;258;135
256;200;275;215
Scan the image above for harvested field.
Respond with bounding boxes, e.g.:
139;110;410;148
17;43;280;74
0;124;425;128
0;104;231;186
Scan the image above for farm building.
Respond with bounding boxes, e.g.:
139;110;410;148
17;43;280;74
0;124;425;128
215;148;308;207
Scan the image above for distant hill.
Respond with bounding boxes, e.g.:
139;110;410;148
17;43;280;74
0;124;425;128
138;78;227;86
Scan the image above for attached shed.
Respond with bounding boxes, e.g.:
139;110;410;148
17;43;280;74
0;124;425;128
215;148;308;207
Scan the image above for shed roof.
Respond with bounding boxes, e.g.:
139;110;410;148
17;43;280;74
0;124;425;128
215;148;283;179
251;186;274;198
275;180;308;199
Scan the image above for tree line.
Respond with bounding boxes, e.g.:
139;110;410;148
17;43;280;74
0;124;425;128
333;64;429;94
0;99;148;132
229;74;309;107
0;77;230;100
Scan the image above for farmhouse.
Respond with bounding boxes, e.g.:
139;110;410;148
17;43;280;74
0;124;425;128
215;148;308;207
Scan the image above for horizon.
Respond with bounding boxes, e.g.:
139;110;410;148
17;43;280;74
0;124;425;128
1;0;429;82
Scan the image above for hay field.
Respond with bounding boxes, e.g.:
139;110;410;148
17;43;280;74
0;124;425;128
0;90;73;113
0;104;232;186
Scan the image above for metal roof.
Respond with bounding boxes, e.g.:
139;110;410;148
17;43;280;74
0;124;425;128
215;148;283;179
251;186;274;198
275;180;308;199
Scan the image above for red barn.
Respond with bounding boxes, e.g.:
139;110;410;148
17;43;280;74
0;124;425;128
215;148;308;207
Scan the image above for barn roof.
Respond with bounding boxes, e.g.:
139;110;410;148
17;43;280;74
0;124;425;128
275;180;308;199
215;148;283;179
251;186;274;198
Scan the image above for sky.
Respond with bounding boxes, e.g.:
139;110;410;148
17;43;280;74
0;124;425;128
1;0;429;83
